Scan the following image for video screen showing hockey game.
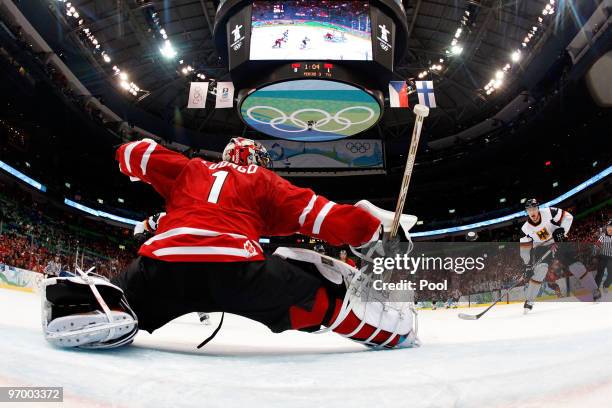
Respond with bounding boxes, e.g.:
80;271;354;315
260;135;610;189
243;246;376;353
250;1;373;61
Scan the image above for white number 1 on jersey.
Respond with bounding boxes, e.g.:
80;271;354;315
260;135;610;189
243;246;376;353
207;171;229;204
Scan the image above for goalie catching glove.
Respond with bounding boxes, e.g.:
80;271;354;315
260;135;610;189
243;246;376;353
41;268;138;349
350;200;417;262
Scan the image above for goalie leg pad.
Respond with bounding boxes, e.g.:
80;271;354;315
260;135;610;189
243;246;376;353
45;311;137;349
277;247;419;348
42;269;138;349
316;269;419;349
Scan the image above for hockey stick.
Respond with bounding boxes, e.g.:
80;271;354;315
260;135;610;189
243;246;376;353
458;247;553;320
390;104;430;238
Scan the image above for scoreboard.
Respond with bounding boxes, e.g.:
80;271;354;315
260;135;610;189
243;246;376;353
214;0;409;86
212;1;408;141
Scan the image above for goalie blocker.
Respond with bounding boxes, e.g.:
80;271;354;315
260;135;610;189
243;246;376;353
41;201;419;350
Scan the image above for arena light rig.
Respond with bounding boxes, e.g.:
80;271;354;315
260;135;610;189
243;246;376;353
51;0;144;97
484;0;557;96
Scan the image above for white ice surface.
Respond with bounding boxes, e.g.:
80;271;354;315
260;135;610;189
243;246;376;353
1;288;612;408
250;25;372;61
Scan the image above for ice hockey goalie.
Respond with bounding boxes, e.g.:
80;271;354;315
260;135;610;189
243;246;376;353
41;137;419;350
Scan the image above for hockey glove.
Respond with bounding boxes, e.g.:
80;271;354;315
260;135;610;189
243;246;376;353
552;228;566;243
134;212;166;243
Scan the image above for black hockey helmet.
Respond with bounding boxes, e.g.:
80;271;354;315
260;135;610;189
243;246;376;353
524;198;539;210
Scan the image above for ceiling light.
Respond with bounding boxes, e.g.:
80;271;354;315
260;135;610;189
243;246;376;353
119;72;128;80
450;44;463;55
511;50;521;62
160;40;177;59
103;54;111;63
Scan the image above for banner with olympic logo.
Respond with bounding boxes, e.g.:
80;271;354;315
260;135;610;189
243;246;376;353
240;80;382;142
257;139;384;168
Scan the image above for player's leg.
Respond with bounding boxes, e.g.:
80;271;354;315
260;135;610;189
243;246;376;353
524;248;549;313
603;258;612;292
110;256;208;333
198;312;211;325
210;255;417;348
594;255;606;288
204;255;340;334
556;243;600;300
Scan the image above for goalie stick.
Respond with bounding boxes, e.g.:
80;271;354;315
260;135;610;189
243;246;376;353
390;104;430;238
458;247;553;320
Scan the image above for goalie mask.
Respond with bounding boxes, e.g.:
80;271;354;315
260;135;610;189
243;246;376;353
222;137;272;168
41;268;138;349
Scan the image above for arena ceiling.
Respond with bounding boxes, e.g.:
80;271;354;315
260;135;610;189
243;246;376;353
42;0;559;145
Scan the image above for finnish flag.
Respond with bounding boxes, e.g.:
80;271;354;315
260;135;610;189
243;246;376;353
416;81;437;108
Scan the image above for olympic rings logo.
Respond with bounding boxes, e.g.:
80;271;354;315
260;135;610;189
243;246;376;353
345;142;371;154
245;106;377;134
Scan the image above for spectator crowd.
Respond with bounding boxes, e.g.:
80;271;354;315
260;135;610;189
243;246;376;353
0;182;135;278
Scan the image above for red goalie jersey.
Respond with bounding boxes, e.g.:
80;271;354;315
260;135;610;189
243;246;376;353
116;139;380;262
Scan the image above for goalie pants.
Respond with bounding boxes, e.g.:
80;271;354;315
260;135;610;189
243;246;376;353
111;256;345;334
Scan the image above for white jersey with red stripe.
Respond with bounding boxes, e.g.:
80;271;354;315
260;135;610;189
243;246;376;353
520;207;573;248
116;139;381;262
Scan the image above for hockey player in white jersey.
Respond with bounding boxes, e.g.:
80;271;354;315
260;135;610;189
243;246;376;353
520;199;601;313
